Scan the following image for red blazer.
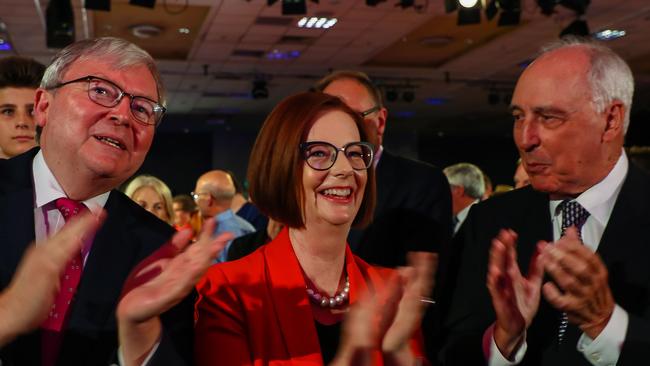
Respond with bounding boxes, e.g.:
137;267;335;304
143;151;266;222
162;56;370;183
194;227;424;365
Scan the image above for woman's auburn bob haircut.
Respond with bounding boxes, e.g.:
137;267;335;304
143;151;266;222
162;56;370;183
247;91;376;229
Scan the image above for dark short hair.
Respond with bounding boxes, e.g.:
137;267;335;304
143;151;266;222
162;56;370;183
313;70;384;108
247;91;376;229
173;194;196;212
0;56;46;89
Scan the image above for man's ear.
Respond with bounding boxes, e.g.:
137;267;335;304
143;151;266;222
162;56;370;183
376;107;388;138
602;100;625;142
33;88;51;129
451;185;465;198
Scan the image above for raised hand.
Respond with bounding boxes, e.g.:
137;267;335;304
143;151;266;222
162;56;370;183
541;227;615;339
382;252;437;354
487;229;544;359
117;219;233;366
331;251;437;366
0;210;105;346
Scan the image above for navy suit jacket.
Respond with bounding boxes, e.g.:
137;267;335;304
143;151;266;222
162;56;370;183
0;148;194;366
353;150;452;267
440;164;650;365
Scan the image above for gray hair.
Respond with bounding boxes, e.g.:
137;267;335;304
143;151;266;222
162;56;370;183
539;37;634;133
41;37;166;106
444;163;486;199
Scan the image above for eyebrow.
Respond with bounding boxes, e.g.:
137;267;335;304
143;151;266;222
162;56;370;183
0;104;17;108
509;104;571;116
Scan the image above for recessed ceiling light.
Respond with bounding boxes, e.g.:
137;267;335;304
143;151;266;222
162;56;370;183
130;24;163;39
297;17;337;29
593;29;626;41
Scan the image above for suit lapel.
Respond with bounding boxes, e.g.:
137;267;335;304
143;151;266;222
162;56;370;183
264;228;323;364
596;165;650;310
68;192;141;330
374;151;397;216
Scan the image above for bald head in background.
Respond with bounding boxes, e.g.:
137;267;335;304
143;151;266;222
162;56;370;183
193;170;255;262
194;170;236;219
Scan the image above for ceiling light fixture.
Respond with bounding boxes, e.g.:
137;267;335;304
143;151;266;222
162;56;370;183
129;0;156;8
457;0;481;25
130;24;163;39
594;29;626;41
297;17;337;29
459;0;479;8
252;80;269;99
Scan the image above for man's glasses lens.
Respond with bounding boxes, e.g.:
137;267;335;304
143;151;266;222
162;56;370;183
87;78;161;125
302;142;373;171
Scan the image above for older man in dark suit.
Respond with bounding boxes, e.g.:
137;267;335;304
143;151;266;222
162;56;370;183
0;37;225;366
441;38;647;366
314;70;451;364
314;70;452;268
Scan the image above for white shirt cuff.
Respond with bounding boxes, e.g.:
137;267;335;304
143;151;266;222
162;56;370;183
117;339;161;366
577;304;628;366
484;324;527;366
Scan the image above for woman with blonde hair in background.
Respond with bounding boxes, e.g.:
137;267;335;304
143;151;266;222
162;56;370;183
124;174;174;225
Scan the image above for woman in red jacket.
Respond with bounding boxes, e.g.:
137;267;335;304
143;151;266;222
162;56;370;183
195;92;433;366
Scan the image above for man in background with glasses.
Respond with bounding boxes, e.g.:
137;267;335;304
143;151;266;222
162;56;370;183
314;70;452;363
0;37;216;366
192;170;255;263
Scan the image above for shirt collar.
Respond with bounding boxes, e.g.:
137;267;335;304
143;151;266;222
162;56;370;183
373;145;384;168
456;199;479;223
32;150;110;210
550;150;628;227
215;208;235;221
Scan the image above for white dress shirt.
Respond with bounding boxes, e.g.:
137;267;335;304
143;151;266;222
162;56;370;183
454;199;479;234
32;150;109;263
489;151;629;366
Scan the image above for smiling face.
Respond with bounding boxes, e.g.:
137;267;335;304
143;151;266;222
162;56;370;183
510;47;623;198
0;87;37;158
34;57;158;194
301;110;367;228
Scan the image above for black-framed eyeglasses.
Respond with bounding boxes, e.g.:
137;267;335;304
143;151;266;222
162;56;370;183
359;105;380;118
300;141;374;171
48;75;166;126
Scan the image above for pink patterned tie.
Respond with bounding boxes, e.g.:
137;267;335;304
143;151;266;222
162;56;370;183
41;198;87;366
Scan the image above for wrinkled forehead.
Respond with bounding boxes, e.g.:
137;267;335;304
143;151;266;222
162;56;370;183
63;56;158;98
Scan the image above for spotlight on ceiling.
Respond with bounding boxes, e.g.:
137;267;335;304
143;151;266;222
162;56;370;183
497;0;521;26
46;0;75;48
487;91;500;105
252;80;269;99
560;19;590;38
281;0;307;15
485;0;521;26
457;0;481;25
485;0;498;20
402;91;415;103
129;0;155;8
396;0;415;9
385;90;398;103
84;0;110;11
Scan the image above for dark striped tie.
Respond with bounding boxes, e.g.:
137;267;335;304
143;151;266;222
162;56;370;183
557;200;590;346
